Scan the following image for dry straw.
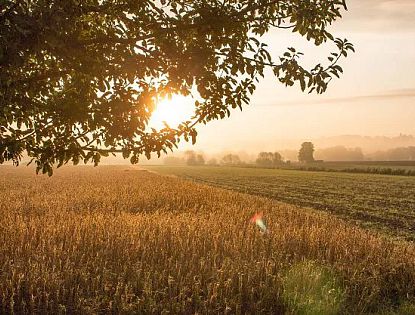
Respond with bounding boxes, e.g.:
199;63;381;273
0;166;414;314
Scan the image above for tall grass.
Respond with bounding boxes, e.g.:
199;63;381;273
0;166;414;314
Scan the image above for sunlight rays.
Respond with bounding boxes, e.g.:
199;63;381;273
148;95;195;130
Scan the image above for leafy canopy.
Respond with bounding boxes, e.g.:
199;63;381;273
0;0;354;175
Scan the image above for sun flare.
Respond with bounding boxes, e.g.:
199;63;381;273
148;95;195;130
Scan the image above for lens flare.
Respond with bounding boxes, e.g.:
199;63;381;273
250;212;268;233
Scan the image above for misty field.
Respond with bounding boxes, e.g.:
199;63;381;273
1;166;415;314
150;166;415;241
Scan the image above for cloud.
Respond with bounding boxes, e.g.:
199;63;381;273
316;89;415;104
263;89;415;107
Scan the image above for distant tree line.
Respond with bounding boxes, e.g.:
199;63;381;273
221;154;242;166
254;142;316;167
163;151;206;166
315;146;364;161
164;145;415;168
296;144;415;162
163;151;245;167
367;147;415;161
256;152;284;167
184;151;205;166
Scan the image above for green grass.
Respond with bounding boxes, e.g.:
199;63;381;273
309;161;415;170
282;161;415;176
282;260;345;315
147;166;415;241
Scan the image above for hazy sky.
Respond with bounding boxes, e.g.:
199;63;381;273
169;0;415;153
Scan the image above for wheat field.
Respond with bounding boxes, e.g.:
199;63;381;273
150;165;415;241
0;166;414;314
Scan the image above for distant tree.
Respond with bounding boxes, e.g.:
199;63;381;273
256;152;283;167
350;147;364;161
388;146;415;161
0;1;354;175
207;158;218;166
184;151;205;166
256;152;273;167
369;146;415;161
273;152;283;165
185;151;196;165
315;146;364;161
221;154;241;166
196;154;205;165
298;142;315;163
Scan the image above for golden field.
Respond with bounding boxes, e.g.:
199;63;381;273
0;166;414;314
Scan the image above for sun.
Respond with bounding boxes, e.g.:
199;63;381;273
148;94;195;130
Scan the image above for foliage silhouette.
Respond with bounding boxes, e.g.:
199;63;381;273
256;151;283;167
0;0;354;175
221;154;241;166
298;142;315;163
